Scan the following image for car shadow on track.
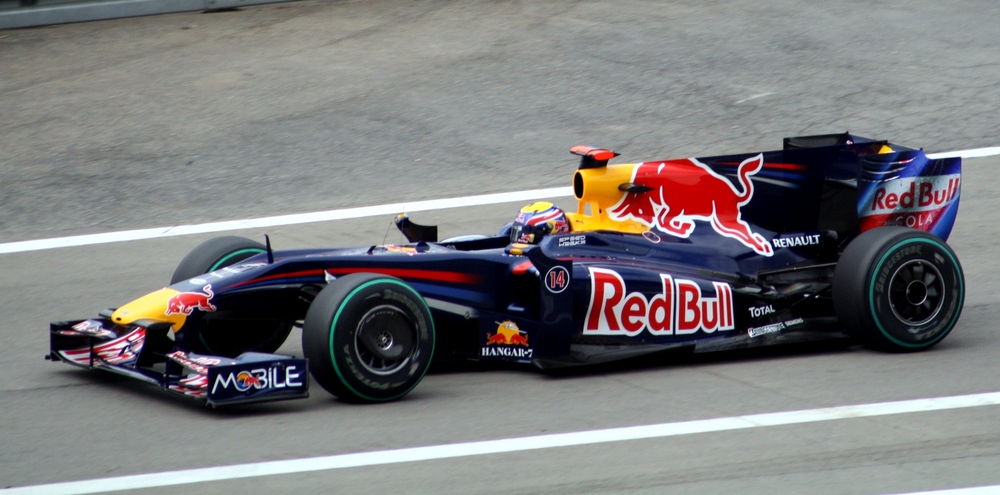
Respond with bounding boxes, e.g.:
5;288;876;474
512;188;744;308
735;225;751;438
540;338;863;378
426;337;864;379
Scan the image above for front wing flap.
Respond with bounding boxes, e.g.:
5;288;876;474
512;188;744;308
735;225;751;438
48;319;308;407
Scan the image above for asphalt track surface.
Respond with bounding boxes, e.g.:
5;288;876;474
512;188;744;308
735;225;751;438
2;1;1000;493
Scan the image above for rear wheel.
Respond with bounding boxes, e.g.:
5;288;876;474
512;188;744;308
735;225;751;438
302;273;435;403
172;236;292;357
833;227;964;351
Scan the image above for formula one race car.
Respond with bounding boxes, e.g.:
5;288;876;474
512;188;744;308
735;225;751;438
48;133;965;406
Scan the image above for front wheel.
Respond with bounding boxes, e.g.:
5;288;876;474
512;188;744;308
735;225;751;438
171;236;292;357
302;273;435;403
171;236;267;285
833;227;964;352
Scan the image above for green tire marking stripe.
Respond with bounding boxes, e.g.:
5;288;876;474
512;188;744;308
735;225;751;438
209;248;266;272
328;279;436;402
869;237;964;348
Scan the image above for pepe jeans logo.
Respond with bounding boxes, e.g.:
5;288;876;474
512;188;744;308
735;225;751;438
558;235;586;247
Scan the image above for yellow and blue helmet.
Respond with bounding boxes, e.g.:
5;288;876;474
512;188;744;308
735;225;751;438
510;202;571;244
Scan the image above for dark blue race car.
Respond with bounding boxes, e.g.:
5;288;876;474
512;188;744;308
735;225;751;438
49;133;965;406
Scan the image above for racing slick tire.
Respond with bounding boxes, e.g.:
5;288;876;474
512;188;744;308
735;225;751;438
302;273;435;403
171;236;292;357
833;227;964;352
171;236;267;284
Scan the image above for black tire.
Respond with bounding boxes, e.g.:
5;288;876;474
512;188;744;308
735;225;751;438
171;236;267;284
302;273;435;403
833;227;964;352
172;236;292;357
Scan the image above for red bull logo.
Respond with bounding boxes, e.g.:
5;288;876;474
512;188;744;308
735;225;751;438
235;371;261;391
481;320;533;360
859;174;960;232
485;320;529;346
584;267;735;336
164;285;216;316
608;154;773;256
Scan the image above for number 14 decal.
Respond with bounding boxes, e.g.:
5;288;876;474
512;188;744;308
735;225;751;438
545;266;570;293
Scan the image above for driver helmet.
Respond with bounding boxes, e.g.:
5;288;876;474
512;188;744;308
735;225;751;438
510;202;570;244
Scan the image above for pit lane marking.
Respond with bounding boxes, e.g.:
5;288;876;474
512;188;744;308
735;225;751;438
4;391;1000;494
0;146;997;255
890;486;1000;495
0;186;573;254
927;147;1000;160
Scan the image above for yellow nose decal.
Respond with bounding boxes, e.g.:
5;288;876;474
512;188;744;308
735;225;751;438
111;288;188;331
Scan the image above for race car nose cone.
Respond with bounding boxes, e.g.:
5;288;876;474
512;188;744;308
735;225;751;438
111;288;189;330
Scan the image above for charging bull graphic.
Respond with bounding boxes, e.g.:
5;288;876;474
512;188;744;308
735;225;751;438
609;154;773;256
481;320;532;361
485;320;529;347
165;285;217;316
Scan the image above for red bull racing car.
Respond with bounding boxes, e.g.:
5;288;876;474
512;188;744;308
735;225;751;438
48;133;965;406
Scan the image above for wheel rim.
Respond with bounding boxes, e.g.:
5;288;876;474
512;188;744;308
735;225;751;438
888;259;945;326
354;305;416;375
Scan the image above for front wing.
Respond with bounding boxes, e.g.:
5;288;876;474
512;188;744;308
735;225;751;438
48;318;309;407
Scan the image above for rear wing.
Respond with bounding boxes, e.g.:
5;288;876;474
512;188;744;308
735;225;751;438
783;132;912;152
785;132;961;240
856;150;961;240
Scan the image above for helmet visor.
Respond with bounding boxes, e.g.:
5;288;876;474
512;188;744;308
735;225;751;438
512;222;557;244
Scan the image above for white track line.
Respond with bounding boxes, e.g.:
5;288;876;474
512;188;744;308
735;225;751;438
891;486;1000;495
1;146;998;256
927;147;1000;159
4;391;1000;495
0;187;573;255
